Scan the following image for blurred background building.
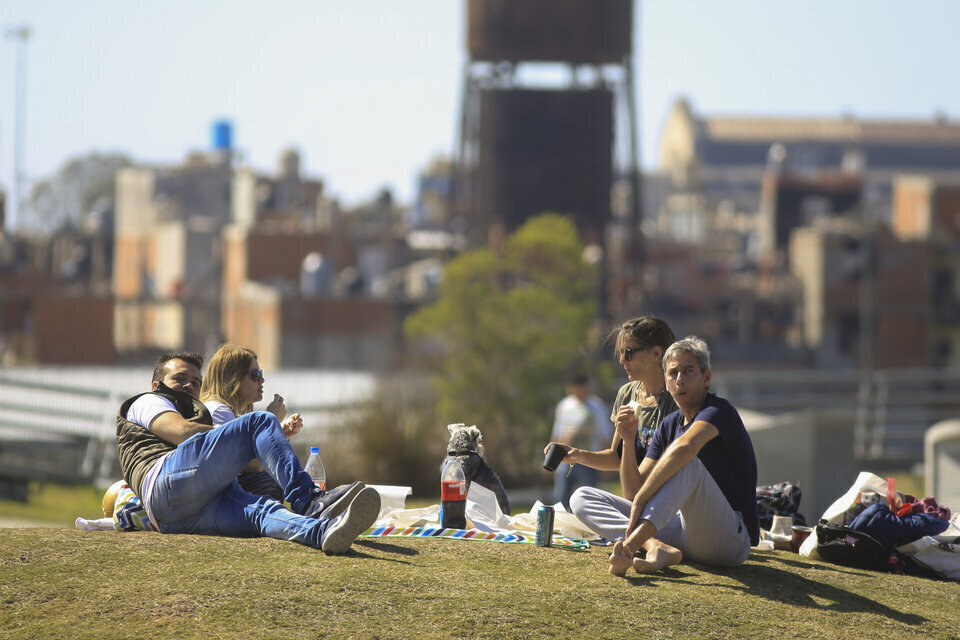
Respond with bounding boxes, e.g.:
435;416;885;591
1;0;959;497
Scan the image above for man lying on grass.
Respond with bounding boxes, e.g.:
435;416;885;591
115;351;379;554
607;337;760;575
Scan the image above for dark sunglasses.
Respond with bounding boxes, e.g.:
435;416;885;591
619;346;645;362
248;369;264;382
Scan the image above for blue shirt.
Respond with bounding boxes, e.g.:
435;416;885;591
647;393;760;545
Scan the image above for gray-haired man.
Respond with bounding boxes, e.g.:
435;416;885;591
581;337;759;575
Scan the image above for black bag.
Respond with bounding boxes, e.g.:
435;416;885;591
816;520;890;570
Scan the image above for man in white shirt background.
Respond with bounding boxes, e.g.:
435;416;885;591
550;372;614;510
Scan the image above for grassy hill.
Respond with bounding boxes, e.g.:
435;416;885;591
1;525;957;639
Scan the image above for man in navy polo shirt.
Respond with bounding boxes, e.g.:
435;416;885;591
608;336;759;576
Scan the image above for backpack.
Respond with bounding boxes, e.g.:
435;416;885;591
816;520;890;570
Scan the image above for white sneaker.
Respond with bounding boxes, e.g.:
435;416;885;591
319;487;381;554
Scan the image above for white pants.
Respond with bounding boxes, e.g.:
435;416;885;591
570;458;751;567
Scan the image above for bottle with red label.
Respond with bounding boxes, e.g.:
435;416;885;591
440;456;467;529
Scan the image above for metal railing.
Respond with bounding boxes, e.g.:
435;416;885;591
713;367;960;466
0;367;378;486
1;365;957;486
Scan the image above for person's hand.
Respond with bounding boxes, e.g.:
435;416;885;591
626;491;646;537
542;442;576;463
266;394;288;421
281;413;302;439
543;441;571;455
614;405;639;443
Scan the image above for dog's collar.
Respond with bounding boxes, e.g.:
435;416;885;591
448;450;476;456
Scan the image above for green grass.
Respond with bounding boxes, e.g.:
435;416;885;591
1;527;957;639
0;482;104;527
1;476;955;639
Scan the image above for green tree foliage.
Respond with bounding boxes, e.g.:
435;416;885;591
324;374;444;496
405;214;598;482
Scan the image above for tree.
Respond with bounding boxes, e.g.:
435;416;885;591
25;153;131;232
405;213;599;483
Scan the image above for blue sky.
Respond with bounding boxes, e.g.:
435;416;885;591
1;1;957;227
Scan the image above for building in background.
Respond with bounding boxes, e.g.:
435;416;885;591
789;221;932;369
653;97;960;254
891;176;960;367
634;98;960;370
112;141;232;360
0;206;116;364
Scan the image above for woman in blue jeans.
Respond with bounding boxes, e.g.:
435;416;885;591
200;343;304;499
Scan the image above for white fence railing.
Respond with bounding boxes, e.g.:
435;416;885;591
0;367;378;485
713;367;960;465
1;365;957;486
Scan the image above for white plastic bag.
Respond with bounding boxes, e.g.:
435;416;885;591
895;512;960;581
896;536;960;581
367;485;413;520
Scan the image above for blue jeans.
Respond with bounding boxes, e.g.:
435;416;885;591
148;411;329;549
553;462;600;512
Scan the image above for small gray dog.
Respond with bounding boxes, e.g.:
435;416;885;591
445;423;511;515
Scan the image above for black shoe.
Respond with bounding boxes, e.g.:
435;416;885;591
304;481;365;520
320;486;381;554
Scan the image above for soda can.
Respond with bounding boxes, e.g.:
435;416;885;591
535;505;555;547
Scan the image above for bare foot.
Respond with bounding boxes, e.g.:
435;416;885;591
633;539;682;574
608;540;634;577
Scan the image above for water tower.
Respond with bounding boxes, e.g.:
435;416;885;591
454;0;640;257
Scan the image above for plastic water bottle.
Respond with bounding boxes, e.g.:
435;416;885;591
440;456;466;529
304;446;327;490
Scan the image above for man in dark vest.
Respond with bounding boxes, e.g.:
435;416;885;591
116;351;379;554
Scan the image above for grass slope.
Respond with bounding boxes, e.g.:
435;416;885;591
1;527;956;640
0;483;104;527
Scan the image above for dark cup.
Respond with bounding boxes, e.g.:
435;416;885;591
543;443;569;472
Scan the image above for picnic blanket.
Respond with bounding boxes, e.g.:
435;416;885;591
76;481;600;551
363;524;591;550
360;482;597;550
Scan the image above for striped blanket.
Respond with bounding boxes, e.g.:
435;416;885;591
361;524;591;551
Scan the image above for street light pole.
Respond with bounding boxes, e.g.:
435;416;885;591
5;24;30;231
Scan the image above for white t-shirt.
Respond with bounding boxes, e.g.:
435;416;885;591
551;394;614;451
126;393;180;524
203;400;238;427
128;394;179;431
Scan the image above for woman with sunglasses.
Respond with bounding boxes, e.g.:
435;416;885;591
200;344;303;499
546;316;679;542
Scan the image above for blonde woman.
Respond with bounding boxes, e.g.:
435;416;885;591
200;344;303;498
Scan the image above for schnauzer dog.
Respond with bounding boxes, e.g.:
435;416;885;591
446;423;511;515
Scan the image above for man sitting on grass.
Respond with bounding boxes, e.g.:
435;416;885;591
608;337;759;575
115;351;379;554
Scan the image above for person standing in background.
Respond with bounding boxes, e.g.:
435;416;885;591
550;372;613;510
